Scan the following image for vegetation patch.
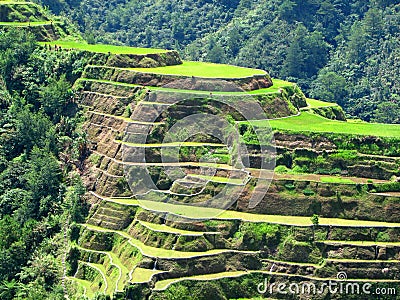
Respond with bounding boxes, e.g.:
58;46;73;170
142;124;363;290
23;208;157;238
130;61;267;78
46;40;169;54
252;112;400;138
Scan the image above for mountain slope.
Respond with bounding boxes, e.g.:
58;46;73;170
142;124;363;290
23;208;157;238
34;0;400;123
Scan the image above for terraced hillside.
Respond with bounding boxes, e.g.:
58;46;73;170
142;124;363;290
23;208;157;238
48;36;400;300
0;0;74;40
0;1;398;299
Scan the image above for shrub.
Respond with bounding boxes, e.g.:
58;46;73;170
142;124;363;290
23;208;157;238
275;165;290;173
376;232;391;242
284;183;296;190
303;189;315;196
292;165;308;173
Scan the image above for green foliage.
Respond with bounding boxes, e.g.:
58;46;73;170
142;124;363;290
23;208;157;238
374;182;400;193
376;232;390;242
303;188;315;196
311;70;348;106
310;214;319;226
0;28;37;85
283;24;329;79
236;223;282;250
0;18;86;298
253;112;400;138
284;183;296;190
39;74;72;122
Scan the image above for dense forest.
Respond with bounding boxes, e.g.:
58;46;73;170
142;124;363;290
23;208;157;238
33;0;400;123
0;29;88;299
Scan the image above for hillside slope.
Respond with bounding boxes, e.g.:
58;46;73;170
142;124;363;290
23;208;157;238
49;40;400;299
1;2;400;299
33;0;400;123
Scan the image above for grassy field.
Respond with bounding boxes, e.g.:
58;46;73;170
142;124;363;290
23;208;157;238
130;268;163;283
130;61;267;78
44;40;168;54
251;112;400;138
319;176;355;184
306;98;338;108
82;262;110;294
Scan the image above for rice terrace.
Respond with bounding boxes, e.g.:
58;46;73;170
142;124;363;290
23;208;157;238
0;0;399;300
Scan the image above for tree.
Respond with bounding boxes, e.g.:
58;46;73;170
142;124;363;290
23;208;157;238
11;104;56;156
0;29;36;86
227;25;241;56
39;75;73;123
0;279;19;300
283;24;329;80
206;38;226;64
373;100;400;124
24;147;61;218
278;0;297;21
311;70;348;106
363;8;383;38
283;24;306;78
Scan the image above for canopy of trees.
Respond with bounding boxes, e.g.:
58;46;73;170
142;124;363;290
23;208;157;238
0;29;88;299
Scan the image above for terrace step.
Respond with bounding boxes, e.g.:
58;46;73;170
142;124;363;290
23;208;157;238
126;220;222;252
137;220;220;236
130;267;164;284
75;246;131;292
80;223;258;259
153;271;250;291
88;192;400;228
319;241;400;261
66;277;96;299
80;91;132;116
153;270;400;292
79;78;283;97
83;64;272;92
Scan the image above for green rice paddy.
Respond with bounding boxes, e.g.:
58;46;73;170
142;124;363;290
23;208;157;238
44;40;169;54
130;61;267;78
251;112;400;138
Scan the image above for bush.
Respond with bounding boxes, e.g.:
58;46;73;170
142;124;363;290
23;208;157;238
284;183;296;190
275;165;290;173
376;232;391;242
292;165;308;173
303;189;315;196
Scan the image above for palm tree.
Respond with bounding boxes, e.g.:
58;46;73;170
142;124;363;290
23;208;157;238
0;279;19;300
